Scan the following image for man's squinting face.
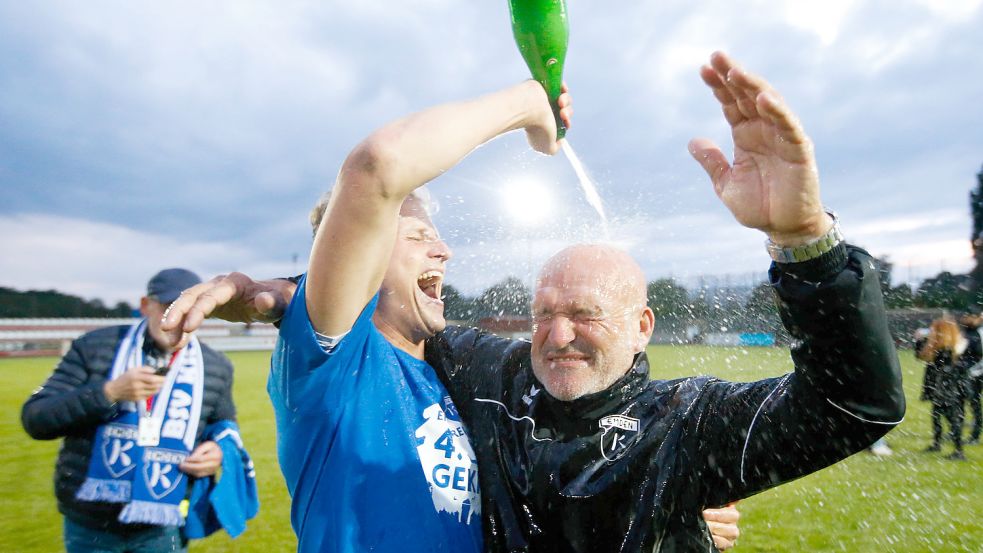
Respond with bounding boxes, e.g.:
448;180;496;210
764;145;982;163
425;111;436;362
377;199;452;344
531;247;653;401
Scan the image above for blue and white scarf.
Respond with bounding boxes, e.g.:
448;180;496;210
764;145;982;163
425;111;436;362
76;320;204;526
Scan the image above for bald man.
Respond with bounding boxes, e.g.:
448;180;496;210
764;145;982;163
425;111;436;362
165;52;903;551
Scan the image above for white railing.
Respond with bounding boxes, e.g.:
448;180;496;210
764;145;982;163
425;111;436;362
0;318;278;357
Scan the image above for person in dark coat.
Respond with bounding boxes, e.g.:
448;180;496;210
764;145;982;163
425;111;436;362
958;312;983;444
22;268;237;553
917;317;968;460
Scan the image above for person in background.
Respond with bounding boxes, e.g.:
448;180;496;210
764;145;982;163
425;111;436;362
22;268;241;552
958;311;983;445
916;317;969;460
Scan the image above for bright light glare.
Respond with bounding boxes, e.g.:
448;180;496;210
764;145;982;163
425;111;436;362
502;179;552;226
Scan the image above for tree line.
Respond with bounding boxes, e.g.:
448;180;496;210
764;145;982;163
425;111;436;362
0;262;971;322
0;287;134;318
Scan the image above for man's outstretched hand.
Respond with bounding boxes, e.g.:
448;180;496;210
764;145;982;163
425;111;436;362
160;273;296;349
689;51;831;246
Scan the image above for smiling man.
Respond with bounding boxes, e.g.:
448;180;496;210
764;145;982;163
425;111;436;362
420;51;905;551
262;80;568;553
160;52;902;552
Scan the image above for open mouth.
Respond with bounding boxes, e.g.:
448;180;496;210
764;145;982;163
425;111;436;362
417;270;443;303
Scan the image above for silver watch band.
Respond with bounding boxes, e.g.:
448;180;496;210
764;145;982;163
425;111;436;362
766;212;843;264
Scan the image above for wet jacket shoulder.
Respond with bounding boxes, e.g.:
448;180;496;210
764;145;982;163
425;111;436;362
430;325;528;392
678;244;906;507
21;325;237;531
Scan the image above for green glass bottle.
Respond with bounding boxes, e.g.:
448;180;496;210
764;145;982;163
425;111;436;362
508;0;569;140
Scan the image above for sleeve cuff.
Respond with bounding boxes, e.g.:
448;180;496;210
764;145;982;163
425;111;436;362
772;242;848;283
85;381;120;420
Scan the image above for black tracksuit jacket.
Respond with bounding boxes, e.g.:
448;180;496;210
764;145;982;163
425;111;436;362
425;244;906;552
21;325;236;532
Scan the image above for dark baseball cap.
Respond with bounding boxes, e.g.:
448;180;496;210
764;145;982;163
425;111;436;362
146;268;201;303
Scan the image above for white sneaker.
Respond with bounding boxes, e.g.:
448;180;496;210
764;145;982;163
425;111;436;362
870;442;893;457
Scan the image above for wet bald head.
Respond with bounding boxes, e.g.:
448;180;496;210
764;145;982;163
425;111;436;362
536;244;648;309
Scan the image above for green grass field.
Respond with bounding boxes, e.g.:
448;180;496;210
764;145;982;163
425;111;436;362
2;346;980;552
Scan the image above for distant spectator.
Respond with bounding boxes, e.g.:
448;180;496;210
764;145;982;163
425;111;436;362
917;318;969;460
958;312;983;445
21;268;245;552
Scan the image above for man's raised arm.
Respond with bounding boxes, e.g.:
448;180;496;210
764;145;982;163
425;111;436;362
161;81;569;344
683;51;904;505
308;81;567;336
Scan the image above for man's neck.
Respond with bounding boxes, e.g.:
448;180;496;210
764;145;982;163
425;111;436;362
373;315;426;359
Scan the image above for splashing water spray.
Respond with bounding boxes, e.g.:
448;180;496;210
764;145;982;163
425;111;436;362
561;140;609;237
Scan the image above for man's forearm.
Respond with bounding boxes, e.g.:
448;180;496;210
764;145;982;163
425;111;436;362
338;81;546;202
774;244;905;421
695;245;905;506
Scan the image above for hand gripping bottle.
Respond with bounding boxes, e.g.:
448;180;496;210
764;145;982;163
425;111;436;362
508;0;569;140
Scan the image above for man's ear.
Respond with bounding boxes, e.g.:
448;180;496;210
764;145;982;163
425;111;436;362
139;296;151;318
636;307;655;352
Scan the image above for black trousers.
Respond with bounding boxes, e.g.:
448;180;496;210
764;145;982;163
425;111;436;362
932;401;964;451
968;376;982;441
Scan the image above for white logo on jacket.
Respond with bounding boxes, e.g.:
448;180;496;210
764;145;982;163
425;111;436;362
599;413;640;461
415;402;481;524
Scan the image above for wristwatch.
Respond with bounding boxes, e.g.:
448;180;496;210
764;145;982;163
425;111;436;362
765;211;843;264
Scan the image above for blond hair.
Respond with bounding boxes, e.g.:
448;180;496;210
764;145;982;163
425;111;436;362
919;317;962;363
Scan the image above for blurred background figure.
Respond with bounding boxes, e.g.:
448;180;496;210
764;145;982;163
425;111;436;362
20;268;240;553
957;310;983;445
916;317;969;460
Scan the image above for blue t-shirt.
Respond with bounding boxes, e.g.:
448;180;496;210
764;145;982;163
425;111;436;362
269;276;483;553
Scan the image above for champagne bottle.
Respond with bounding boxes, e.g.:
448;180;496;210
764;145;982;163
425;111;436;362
508;0;569;140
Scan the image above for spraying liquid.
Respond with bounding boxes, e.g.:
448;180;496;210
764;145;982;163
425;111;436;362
561;140;609;237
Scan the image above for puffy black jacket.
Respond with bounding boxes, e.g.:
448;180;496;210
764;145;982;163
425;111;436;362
427;244;906;552
21;325;236;532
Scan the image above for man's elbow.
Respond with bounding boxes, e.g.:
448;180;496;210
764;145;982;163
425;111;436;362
883;386;907;422
339;134;404;200
864;374;906;424
21;402;59;440
20;401;62;440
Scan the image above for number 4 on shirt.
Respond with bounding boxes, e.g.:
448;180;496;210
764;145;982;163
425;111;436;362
434;430;456;459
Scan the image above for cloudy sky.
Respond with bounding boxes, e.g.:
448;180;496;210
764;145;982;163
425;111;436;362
2;0;982;305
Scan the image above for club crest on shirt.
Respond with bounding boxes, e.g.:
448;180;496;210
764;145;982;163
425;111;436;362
415;402;481;525
599;414;640;461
